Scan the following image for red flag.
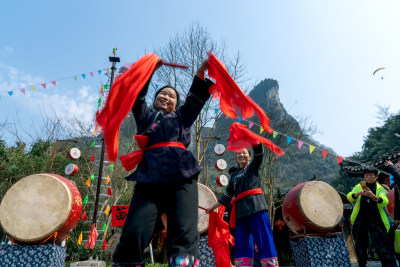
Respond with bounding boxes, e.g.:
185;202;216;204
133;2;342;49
51;81;56;86
101;240;107;250
322;150;328;159
96;54;159;161
337;156;344;165
90;155;95;163
81;212;88;221
84;223;98;249
227;122;284;156
108;187;112;196
41;83;47;89
208;52;272;134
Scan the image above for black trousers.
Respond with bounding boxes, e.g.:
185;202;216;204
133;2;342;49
113;177;200;265
352;216;397;267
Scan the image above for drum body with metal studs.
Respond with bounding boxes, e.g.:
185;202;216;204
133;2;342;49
0;173;82;244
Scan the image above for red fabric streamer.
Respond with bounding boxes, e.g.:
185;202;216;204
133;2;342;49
119;135;186;171
227;122;284;156
84;223;98;249
90;155;95;163
96;54;159;162
102;240;107;250
81;212;87;221
208;206;234;267
108;187;112;196
229;188;263;228
207;52;273;134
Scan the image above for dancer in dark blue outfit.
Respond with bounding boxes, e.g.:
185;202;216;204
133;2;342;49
113;61;212;267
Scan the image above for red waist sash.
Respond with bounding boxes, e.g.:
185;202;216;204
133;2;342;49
119;135;186;171
229;188;263;228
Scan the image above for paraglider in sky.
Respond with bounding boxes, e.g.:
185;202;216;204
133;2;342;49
373;67;385;79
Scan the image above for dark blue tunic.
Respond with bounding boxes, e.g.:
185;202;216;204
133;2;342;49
126;76;213;183
218;144;268;218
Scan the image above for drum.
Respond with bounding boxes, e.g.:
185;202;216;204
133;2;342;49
67;147;81;160
198;183;218;234
282;181;343;233
214;144;225;156
387;189;395;220
65;163;78;176
0;173;82;244
215;159;227;171
216;175;228;187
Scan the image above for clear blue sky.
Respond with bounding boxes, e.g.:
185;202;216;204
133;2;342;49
1;0;400;157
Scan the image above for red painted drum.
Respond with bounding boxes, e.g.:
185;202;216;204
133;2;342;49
282;181;343;233
67;147;81;160
65;163;78;176
387;189;395;220
0;173;82;244
216;175;228;187
215;159;227;171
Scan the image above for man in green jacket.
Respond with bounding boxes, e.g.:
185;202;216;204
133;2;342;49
347;167;397;267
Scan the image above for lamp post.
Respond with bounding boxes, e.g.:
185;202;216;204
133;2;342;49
202;136;220;185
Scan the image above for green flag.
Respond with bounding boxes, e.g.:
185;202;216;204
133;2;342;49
83;195;88;205
90;173;95;180
73;76;78;81
109;163;114;172
102;222;107;232
104;84;109;89
98;98;102;107
90;139;96;147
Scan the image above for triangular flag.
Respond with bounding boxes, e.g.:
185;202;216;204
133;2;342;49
105;175;110;185
98;98;102;107
298;141;304;149
113;48;117;56
42;83;46;89
337;156;344;165
90;139;96;147
8;91;13;96
322;150;328;159
155;84;159;89
31;85;36;91
83;195;88;205
104;84;109;89
73;76;78;81
109;164;114;172
90;173;95;180
102;239;107;250
248;121;254;129
81;212;88;221
238;117;242;123
108;187;112;196
90;155;95;163
390;175;394;185
20;88;25;94
86;177;91;187
309;145;315;154
104;205;110;216
260;127;264;134
98;70;102;75
51;81;56;86
84;224;98;249
214;108;219;115
94;125;98;135
90;72;94;77
273;131;278;138
102;222;107;232
78;232;83;245
82;74;86;79
100;86;103;94
287;137;292;145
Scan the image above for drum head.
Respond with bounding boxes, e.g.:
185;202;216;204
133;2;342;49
299;181;343;230
0;173;72;243
198;183;217;235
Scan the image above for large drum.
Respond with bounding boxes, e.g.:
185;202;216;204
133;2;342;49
198;183;218;235
0;173;82;244
282;181;343;233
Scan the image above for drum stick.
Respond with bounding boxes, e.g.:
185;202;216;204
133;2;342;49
162;61;189;69
198;205;207;211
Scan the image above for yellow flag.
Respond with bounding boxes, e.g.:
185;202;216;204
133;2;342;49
309;145;315;154
93;125;98;135
78;232;83;245
31;86;36;92
100;86;103;94
105;175;110;185
104;205;110;216
260;127;264;134
86;177;91;187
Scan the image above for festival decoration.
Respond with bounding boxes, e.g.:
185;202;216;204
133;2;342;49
78;232;83;245
81;212;88;221
90;155;95;163
84;223;98;249
111;205;129;227
102;240;107;250
85;178;91;187
83;195;88;205
104;205;110;216
107;187;112;196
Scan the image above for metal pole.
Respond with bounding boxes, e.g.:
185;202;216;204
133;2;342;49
90;55;119;258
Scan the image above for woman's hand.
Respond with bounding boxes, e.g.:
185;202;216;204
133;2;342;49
196;61;209;80
361;187;380;201
206;201;220;214
385;160;394;166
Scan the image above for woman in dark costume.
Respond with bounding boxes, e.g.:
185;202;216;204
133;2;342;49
207;144;279;267
112;60;212;267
